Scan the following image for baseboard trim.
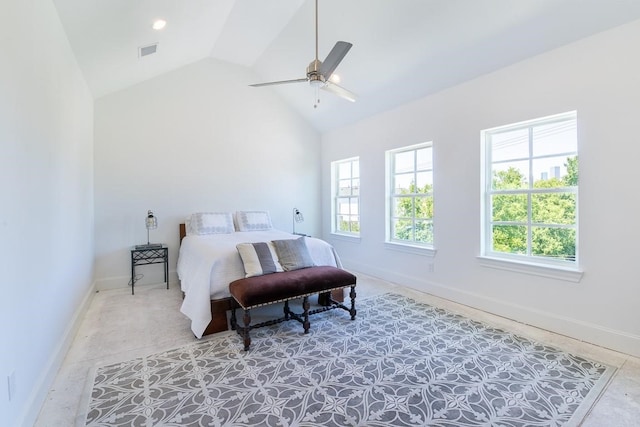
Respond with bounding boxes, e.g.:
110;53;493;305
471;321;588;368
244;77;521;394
95;271;179;291
21;280;97;427
343;258;640;358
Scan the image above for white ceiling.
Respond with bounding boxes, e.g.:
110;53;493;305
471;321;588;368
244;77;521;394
53;0;640;132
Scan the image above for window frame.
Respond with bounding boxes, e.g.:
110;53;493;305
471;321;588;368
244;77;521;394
480;111;581;277
331;157;360;237
385;142;435;252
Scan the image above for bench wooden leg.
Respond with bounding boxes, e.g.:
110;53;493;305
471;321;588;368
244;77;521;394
318;288;345;305
349;285;357;320
284;300;290;320
302;296;310;334
242;309;251;351
230;308;236;330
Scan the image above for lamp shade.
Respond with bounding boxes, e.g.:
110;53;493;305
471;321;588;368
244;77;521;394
146;210;158;230
293;208;304;235
135;210;162;249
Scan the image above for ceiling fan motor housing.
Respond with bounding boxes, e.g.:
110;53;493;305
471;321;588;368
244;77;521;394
307;59;325;86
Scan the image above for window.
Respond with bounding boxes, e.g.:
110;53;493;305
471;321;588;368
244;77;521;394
331;157;360;235
386;143;434;246
481;111;578;267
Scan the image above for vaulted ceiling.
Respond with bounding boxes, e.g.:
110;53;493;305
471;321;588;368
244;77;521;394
53;0;640;132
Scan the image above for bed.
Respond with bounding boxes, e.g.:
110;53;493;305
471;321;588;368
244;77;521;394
177;211;344;338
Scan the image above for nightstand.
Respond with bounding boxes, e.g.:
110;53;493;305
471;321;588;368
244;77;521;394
130;245;168;295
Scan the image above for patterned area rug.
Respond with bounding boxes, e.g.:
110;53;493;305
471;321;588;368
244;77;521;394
83;293;614;426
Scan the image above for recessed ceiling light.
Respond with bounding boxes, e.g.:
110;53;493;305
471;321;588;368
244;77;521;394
152;19;167;30
329;74;341;84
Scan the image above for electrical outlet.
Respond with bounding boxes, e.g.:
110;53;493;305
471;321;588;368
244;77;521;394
7;371;15;402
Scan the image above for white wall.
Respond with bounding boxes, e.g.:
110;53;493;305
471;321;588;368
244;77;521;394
322;19;640;357
94;58;320;289
0;1;95;425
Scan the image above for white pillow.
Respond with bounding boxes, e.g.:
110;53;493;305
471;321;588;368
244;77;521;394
184;216;196;236
236;242;284;277
235;211;273;231
190;212;234;235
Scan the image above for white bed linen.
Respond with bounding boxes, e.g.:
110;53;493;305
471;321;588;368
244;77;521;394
177;230;342;338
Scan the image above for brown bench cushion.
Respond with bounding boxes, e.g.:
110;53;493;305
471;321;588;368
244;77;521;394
229;266;356;309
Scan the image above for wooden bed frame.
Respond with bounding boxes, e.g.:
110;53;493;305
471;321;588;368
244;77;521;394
179;223;344;336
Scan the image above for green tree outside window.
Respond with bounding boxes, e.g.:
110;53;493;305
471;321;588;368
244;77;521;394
491;156;578;260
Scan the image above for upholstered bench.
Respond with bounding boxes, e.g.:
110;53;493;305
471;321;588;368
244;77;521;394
229;266;357;351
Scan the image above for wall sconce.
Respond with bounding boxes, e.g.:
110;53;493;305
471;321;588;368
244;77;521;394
293;208;304;235
136;210;162;249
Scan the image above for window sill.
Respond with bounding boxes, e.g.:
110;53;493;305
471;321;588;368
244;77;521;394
477;255;583;283
329;233;361;243
385;242;437;257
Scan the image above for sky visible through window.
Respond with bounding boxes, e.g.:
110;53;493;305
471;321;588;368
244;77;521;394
491;119;577;186
394;147;433;193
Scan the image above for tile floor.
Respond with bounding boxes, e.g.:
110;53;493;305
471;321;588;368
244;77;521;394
34;272;640;426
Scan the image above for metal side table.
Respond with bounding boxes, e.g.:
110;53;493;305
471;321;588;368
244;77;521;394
130;244;168;295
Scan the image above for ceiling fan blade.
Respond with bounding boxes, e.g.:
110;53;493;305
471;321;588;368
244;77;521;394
250;78;308;87
319;41;352;79
321;81;357;102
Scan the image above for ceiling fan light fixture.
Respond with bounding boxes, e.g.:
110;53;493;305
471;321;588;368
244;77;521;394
309;75;325;88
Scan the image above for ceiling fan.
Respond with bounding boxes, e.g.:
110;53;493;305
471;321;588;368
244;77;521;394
249;0;357;108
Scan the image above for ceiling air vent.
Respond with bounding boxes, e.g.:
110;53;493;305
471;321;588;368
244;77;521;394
139;43;158;58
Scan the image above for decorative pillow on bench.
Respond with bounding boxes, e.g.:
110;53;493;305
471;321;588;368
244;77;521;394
236;242;284;278
271;237;315;271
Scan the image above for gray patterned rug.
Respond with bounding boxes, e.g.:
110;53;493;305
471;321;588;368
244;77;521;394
83;293;614;426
